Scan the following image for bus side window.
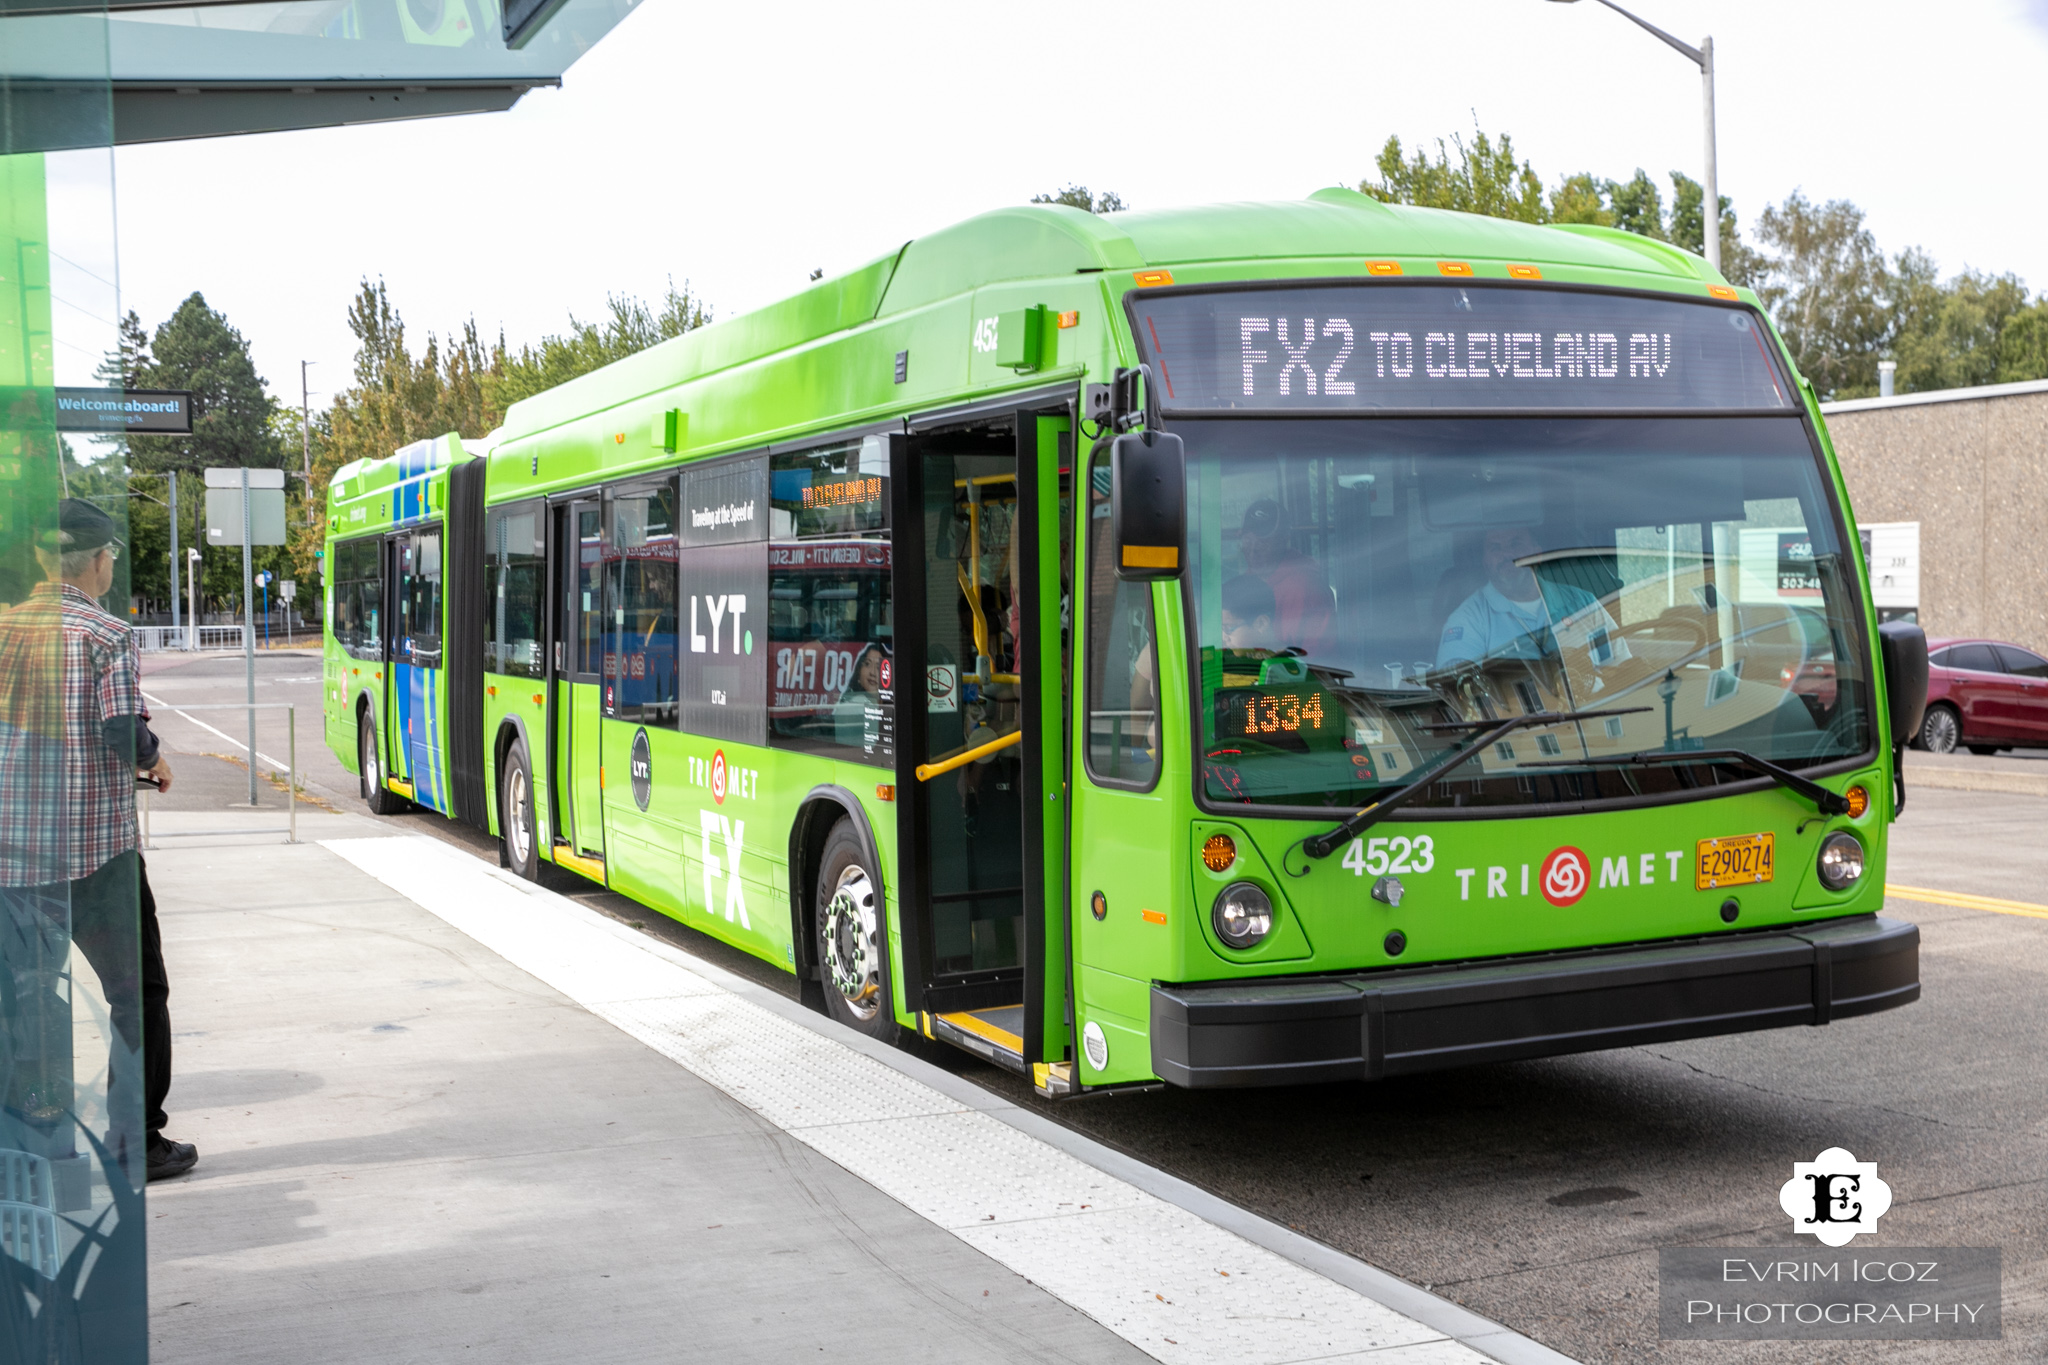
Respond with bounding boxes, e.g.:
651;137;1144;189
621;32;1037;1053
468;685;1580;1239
1084;449;1159;788
334;534;383;663
484;503;545;678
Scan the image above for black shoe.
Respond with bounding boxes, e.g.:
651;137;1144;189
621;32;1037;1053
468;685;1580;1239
147;1135;198;1182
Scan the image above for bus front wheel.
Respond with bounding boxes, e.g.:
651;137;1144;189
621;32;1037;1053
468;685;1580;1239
816;819;894;1041
499;738;540;881
359;712;406;816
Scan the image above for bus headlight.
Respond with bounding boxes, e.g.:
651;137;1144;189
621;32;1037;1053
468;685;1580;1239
1212;882;1274;949
1816;832;1865;890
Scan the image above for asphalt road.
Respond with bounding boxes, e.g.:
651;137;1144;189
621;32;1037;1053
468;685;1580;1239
142;647;2047;1363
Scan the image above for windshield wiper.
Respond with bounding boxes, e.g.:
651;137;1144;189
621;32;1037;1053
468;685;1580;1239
1519;748;1852;816
1299;706;1652;861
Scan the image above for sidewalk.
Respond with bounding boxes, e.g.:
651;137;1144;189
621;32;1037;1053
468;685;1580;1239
140;803;1570;1365
1906;747;2048;799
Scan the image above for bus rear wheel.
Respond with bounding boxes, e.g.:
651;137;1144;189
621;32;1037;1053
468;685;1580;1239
359;712;406;816
816;819;894;1041
499;738;540;881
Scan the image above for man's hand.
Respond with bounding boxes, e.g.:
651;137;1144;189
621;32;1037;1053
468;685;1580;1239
143;754;174;794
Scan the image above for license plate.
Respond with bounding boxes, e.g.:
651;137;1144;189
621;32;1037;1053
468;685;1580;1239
1697;832;1775;890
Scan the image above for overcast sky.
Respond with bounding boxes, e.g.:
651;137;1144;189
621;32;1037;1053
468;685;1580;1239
73;0;2048;410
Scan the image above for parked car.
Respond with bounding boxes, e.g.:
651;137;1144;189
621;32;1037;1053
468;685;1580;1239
1915;637;2048;753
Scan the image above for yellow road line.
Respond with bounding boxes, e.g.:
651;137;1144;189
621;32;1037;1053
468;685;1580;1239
1886;883;2048;921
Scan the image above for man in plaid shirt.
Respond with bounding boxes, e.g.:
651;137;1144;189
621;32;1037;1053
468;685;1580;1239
0;499;195;1181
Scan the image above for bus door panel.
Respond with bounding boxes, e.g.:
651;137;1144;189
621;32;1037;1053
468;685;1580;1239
897;422;1037;1047
379;534;409;794
551;498;608;860
392;525;445;812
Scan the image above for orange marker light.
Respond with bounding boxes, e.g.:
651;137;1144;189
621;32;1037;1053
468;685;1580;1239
1057;310;1080;329
614;432;626;444
1201;833;1237;873
1365;260;1403;276
1507;264;1542;280
1141;909;1168;925
1437;261;1474;277
1845;785;1870;818
1708;285;1739;300
876;784;896;802
487;685;497;696
531;693;544;705
1133;269;1174;287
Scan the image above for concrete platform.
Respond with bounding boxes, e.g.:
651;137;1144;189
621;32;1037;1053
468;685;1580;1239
139;801;1566;1365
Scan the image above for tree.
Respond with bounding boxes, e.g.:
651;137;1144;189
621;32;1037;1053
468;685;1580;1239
484;279;711;412
1888;258;2029;394
1748;192;1894;399
124;292;281;475
1361;129;1548;223
1031;185;1127;214
1995;300;2048;383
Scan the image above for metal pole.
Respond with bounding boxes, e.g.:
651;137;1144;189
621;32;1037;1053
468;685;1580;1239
167;472;181;646
241;468;257;806
1701;35;1719;276
300;362;313;487
288;704;297;844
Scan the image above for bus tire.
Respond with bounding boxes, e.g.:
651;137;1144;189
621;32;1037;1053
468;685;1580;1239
359;711;407;816
815;818;895;1041
499;737;540;881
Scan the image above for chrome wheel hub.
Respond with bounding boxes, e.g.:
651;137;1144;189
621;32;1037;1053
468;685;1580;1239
820;865;881;1019
1924;709;1958;753
507;767;531;865
361;723;378;790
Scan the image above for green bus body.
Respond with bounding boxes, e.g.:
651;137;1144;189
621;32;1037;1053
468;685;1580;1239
323;188;1919;1093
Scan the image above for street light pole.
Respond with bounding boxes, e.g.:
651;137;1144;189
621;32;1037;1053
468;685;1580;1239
1549;0;1720;276
300;361;315;486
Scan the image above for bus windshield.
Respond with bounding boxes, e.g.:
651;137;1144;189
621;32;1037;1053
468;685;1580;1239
1181;416;1872;812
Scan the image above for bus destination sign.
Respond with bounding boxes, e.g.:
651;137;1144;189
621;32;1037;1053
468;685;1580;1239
1131;284;1793;413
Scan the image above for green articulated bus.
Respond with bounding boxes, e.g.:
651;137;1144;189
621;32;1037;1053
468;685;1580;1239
322;188;1930;1094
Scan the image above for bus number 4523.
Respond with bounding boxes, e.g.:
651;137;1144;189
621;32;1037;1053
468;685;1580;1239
1343;835;1435;876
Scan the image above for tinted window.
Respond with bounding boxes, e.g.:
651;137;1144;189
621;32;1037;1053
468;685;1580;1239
331;535;383;662
1928;646;1952;667
485;502;545;678
1085;448;1159;788
768;438;894;763
1948;643;2000;673
397;530;442;668
1995;645;2048;678
605;478;680;725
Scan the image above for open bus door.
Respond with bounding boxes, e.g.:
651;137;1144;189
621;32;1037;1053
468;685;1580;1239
895;409;1072;1086
547;495;607;874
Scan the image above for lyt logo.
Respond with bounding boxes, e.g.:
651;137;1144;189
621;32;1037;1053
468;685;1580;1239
1780;1147;1893;1246
689;594;748;654
698;810;749;929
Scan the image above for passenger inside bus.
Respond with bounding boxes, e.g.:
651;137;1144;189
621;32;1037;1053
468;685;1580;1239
833;642;889;746
1238;499;1333;657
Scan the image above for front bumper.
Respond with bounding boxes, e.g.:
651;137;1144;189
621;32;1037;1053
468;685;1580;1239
1150;914;1919;1088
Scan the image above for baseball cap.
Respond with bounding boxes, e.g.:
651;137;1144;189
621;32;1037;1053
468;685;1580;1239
50;498;123;553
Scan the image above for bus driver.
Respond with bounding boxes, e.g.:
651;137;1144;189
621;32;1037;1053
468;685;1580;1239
1435;526;1625;670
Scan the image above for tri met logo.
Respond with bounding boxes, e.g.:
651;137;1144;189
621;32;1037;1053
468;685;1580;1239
1454;845;1689;904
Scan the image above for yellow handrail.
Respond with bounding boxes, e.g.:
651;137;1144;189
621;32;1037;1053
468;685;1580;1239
916;728;1023;782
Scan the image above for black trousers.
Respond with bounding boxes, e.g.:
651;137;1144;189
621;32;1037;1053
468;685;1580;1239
6;850;172;1141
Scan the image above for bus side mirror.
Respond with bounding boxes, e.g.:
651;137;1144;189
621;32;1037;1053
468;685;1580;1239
1111;428;1185;580
1878;620;1928;748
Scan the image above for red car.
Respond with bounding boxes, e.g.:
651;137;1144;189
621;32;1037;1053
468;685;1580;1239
1915;637;2048;753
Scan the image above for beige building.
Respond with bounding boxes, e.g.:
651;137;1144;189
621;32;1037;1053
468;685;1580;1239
1822;379;2048;651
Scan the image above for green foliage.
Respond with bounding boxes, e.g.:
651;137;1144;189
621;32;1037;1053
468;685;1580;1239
295;277;710;581
1361;130;1547;223
1749;192;1894;399
485;279;711;411
1030;185;1127;214
1996;300;2048;383
119;292;282;475
1888;256;2029;394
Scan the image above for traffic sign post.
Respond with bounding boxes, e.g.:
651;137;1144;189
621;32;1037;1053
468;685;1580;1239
206;468;285;806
